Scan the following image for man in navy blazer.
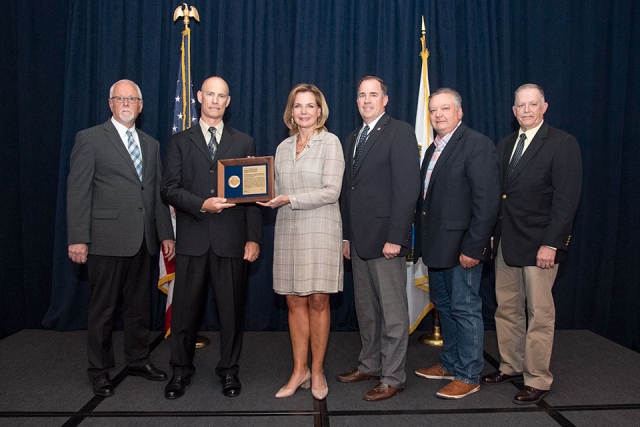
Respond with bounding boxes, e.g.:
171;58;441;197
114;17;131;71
161;76;262;399
413;88;500;399
338;76;421;401
481;84;582;405
67;79;175;397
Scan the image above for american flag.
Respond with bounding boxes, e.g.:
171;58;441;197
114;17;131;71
158;27;198;338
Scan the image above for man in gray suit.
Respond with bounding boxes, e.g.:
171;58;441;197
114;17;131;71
67;79;175;397
339;76;421;401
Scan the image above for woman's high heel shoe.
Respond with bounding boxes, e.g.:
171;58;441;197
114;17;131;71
311;374;328;400
275;370;311;398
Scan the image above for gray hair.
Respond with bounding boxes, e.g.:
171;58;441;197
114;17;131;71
109;79;143;99
514;83;544;104
430;87;462;109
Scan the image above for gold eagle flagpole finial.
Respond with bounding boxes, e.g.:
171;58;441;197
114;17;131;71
173;3;200;28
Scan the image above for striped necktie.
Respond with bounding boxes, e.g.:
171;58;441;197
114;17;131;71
208;127;218;159
126;130;142;181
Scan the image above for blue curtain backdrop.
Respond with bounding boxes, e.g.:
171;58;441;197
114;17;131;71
2;0;639;351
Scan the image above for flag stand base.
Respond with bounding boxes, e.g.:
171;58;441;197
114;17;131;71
418;309;443;346
418;326;443;346
195;335;210;349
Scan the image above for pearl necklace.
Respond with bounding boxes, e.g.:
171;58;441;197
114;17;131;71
296;134;311;155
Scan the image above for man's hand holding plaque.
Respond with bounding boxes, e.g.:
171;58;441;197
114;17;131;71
201;197;236;213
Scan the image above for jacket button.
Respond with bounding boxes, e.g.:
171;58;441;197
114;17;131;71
502;194;507;199
138;208;143;212
210;189;215;194
209;170;214;174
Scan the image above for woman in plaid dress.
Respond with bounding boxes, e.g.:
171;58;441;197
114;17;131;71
259;84;344;401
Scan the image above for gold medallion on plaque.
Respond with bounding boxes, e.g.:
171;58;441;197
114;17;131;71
228;175;241;188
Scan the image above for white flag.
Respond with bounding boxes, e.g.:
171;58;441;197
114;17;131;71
407;19;433;333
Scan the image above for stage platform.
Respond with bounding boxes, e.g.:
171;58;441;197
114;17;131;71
1;329;638;426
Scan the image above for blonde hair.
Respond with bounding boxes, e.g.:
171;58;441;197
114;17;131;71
283;83;329;136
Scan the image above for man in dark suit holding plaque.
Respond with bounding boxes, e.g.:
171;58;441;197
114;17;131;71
67;79;175;397
339;76;421;401
481;84;582;404
161;76;262;399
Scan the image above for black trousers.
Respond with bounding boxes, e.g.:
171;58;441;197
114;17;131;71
86;242;151;379
169;248;248;378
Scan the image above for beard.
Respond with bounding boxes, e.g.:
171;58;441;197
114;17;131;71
117;110;136;125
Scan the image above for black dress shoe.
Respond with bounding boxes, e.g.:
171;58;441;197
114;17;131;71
165;375;190;399
221;374;241;397
513;385;549;404
92;372;114;397
481;370;523;385
127;363;168;381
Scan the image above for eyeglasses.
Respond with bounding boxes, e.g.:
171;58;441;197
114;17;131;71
110;96;142;104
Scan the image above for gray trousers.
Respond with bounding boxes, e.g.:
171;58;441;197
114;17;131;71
351;248;409;388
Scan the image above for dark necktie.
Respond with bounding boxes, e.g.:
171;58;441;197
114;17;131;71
352;125;370;175
208;127;217;160
126;130;142;181
505;133;527;185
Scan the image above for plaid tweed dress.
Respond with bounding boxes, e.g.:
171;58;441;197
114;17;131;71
272;130;344;295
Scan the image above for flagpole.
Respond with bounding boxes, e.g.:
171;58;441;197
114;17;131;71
170;3;209;349
420;16;430;146
416;15;443;347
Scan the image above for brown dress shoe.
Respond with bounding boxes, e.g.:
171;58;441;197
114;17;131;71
436;380;480;399
363;382;404;401
513;386;549;404
481;370;523;385
415;364;455;380
337;368;378;383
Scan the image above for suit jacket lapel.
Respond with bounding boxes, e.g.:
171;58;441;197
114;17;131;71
425;123;465;197
501;132;517;181
214;126;235;160
189;126;214;164
138;132;149;181
352;114;389;177
419;143;436;209
508;122;549;185
103;120;139;179
346;131;357;169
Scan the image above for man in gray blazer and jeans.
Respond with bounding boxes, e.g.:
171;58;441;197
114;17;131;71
67;79;175;397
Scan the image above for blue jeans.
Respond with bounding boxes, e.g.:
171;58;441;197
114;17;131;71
429;264;484;384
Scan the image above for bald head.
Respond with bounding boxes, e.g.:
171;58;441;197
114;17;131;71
197;76;231;126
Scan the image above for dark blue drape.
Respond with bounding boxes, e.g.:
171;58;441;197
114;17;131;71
3;0;638;351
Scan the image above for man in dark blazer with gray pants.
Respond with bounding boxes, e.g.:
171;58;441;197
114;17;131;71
482;84;582;405
413;88;500;399
67;79;175;397
161;76;262;399
338;76;421;401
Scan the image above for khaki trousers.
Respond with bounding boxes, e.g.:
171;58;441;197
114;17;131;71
494;243;558;390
